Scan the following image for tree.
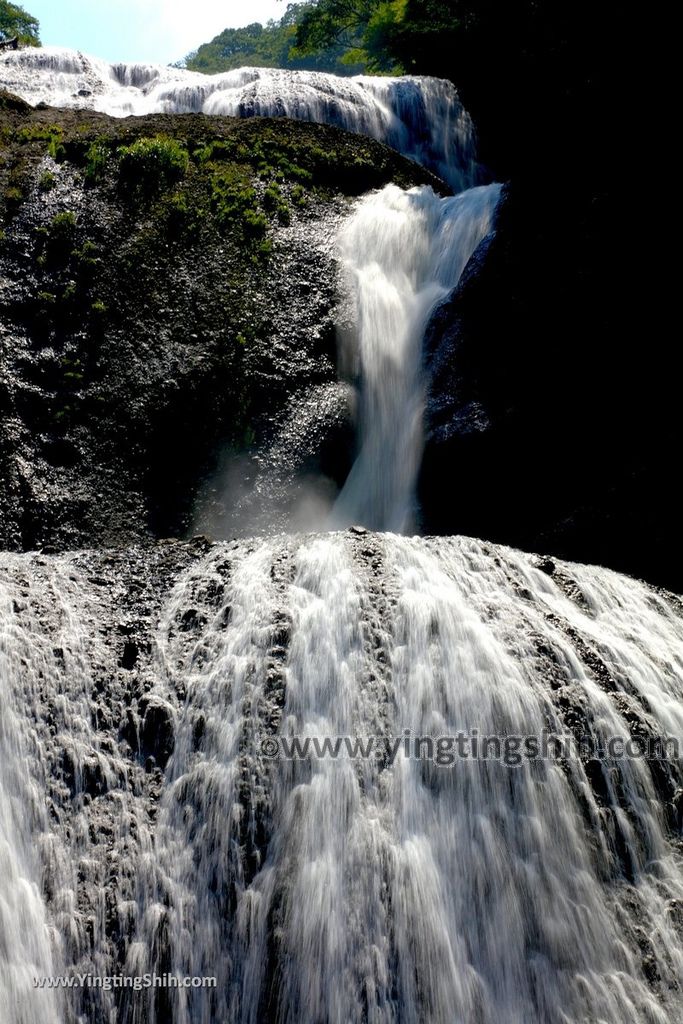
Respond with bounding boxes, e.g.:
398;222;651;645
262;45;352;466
0;0;40;46
183;3;366;75
294;0;392;70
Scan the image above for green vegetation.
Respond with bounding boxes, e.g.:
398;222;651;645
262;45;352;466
263;183;291;225
61;359;84;384
38;169;55;192
161;188;206;239
0;0;40;46
84;140;110;184
47;210;76;250
28;215;109;346
2;107;399;237
291;0;404;72
48;138;65;162
1;155;29;218
0;98;439;501
193;127;391;192
2;183;23;208
72;241;101;289
10;125;66;169
292;0;581;78
289;0;493;75
195;135;312;185
210;164;267;239
182;0;454;77
17;124;63;144
118;136;189;196
61;280;77;304
33;219;103;285
33;211;78;269
74;239;99;267
1;110;422;377
183;2;366;75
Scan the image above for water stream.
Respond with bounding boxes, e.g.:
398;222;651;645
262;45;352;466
0;49;681;1024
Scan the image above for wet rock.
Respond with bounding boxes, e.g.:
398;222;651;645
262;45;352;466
139;696;175;768
178;608;207;632
419;184;682;593
119;639;138;670
60;747;78;795
0;102;433;555
269;615;291;652
673;789;683;830
584;758;610;805
119;712;138;753
189;535;213;553
192;714;206;749
82;757;107;797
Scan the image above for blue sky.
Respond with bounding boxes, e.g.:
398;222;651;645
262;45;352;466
29;1;285;65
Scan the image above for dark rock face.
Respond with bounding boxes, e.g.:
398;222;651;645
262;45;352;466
0;97;439;553
139;695;175;768
0;93;673;593
421;184;680;593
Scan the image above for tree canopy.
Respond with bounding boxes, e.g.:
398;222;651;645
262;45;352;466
0;0;40;46
294;0;405;72
183;3;366;75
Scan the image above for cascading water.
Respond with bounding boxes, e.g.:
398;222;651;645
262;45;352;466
191;182;500;539
0;47;477;190
0;538;682;1024
1;39;683;1024
332;182;501;532
0;582;62;1024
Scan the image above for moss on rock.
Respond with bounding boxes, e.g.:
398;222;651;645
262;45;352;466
0;94;441;551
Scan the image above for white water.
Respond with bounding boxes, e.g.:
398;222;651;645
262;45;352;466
0;577;62;1024
333;183;501;532
0;47;477;189
1;536;682;1023
2;41;683;1024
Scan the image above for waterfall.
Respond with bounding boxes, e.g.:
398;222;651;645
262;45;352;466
127;535;683;1024
0;537;682;1023
0;576;62;1024
332;182;501;533
0;47;477;190
1;40;682;1024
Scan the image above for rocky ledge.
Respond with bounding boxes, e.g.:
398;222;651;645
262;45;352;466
0;90;441;552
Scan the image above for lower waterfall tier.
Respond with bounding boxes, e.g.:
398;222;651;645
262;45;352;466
1;531;682;1023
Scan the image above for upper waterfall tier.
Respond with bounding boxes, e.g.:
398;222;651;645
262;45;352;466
333;182;501;533
0;47;478;190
